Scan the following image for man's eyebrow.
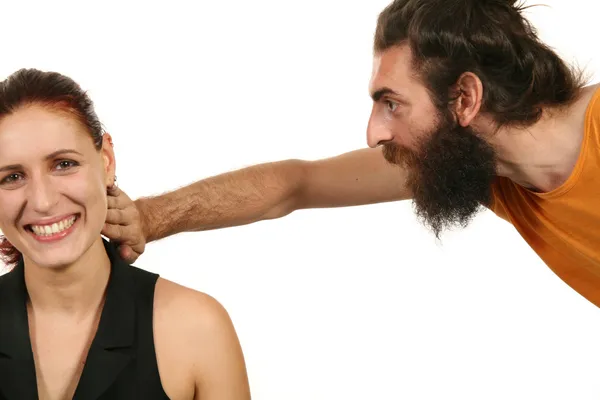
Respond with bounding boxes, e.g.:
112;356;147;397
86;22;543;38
370;87;409;104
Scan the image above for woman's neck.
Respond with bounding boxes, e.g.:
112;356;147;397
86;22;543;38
23;238;111;320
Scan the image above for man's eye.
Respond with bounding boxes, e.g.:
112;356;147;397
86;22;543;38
386;100;399;112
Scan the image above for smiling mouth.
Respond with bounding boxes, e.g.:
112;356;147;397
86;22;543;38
25;214;80;237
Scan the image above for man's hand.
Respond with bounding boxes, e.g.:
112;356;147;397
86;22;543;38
102;185;147;264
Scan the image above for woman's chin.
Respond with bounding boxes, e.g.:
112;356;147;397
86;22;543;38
26;252;80;271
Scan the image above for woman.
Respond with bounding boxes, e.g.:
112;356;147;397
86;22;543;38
0;68;251;400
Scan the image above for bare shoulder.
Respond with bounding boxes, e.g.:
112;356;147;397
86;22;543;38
153;278;250;400
154;277;231;324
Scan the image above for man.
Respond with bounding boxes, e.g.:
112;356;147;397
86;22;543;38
101;0;600;307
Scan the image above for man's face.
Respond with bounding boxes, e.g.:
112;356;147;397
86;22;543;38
367;44;497;237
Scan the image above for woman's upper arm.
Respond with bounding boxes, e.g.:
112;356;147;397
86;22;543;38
187;292;251;400
154;279;251;400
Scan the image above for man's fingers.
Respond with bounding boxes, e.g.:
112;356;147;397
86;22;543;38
128;239;145;256
102;222;144;263
106;184;122;197
103;184;146;264
105;208;128;225
118;244;140;264
101;222;125;240
106;195;120;210
106;190;131;210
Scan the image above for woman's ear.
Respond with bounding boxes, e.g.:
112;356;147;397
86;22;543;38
101;133;117;187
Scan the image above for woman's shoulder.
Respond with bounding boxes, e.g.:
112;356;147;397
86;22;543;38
151;277;250;399
153;277;233;329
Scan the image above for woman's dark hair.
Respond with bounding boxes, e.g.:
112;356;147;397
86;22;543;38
374;0;587;127
0;68;104;269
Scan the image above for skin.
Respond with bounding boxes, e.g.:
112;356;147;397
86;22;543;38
103;43;592;264
0;105;250;400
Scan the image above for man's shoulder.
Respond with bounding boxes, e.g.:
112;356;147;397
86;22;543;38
577;83;600;123
484;176;519;221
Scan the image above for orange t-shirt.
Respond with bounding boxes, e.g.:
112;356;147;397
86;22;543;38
489;88;600;308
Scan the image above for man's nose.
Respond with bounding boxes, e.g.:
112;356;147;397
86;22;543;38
366;109;393;148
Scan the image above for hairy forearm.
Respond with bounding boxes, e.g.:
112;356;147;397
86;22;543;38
135;159;305;243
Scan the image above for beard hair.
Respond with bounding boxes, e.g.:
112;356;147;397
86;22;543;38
382;109;497;239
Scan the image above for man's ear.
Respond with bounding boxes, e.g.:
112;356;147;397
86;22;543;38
452;72;484;127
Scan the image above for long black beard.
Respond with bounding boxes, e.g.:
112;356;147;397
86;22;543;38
383;114;497;239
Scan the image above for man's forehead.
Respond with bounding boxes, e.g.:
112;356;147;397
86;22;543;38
370;44;414;92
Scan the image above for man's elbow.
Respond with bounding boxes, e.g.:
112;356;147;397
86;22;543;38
261;158;308;220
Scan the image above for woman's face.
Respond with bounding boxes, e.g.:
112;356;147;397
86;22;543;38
0;104;115;269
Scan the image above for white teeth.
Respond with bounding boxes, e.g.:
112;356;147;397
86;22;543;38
30;216;76;236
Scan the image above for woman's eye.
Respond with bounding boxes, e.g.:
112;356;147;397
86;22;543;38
2;173;22;184
56;160;78;170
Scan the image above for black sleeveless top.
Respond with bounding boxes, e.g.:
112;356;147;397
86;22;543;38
0;239;171;400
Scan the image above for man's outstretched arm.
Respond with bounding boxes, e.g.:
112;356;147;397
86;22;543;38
103;147;411;262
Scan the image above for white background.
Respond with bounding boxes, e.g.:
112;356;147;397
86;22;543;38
1;0;600;399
